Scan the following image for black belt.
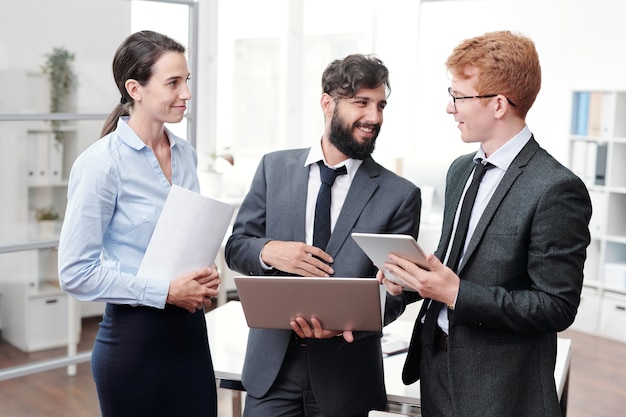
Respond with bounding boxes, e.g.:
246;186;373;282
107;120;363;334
435;326;448;351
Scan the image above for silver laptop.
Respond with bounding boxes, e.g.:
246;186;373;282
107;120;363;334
234;276;383;332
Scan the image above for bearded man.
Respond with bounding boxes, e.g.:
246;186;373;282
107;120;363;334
225;53;422;417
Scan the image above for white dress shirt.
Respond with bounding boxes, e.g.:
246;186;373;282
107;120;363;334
58;117;200;309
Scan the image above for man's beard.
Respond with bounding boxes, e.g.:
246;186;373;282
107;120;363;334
328;109;379;160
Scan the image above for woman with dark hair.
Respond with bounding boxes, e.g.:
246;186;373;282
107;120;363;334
58;30;219;417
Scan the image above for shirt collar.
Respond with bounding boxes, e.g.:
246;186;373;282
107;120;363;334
115;116;176;150
305;139;362;179
474;125;532;171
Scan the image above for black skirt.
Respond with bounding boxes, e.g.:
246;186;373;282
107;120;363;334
91;303;217;417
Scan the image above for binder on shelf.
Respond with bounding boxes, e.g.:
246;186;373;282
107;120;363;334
570;140;601;187
574;91;590;136
584;142;597;185
569;140;588;180
600;92;616;137
570;92;580;135
614;93;626;137
594;143;608;185
48;140;64;182
26;131;65;184
587;92;603;137
26;131;50;185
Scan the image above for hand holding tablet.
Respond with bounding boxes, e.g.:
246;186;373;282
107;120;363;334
351;233;430;289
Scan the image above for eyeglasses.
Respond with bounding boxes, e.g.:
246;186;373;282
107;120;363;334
448;87;516;111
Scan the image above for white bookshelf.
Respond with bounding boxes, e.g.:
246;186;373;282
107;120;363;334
0;70;105;352
568;90;626;343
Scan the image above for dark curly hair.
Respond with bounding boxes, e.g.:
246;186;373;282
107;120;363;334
321;54;390;99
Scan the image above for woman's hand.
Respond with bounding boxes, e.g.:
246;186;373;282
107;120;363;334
166;266;220;313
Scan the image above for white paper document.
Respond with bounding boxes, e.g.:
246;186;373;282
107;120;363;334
137;185;235;281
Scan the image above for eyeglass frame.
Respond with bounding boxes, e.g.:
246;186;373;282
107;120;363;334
448;87;516;111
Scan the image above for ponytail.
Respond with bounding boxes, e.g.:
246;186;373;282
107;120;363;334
100;102;130;137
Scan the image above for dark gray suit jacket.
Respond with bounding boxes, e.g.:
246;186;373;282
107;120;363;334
225;147;421;416
403;137;592;417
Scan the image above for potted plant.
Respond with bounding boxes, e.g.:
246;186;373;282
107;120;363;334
36;206;61;238
41;47;78;146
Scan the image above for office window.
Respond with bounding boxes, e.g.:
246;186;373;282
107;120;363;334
213;0;373;187
231;38;281;153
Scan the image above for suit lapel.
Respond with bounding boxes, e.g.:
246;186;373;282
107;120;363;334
458;137;540;272
326;158;379;258
287;149;310;243
437;157;475;260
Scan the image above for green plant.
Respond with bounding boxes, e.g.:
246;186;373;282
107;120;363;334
36;206;60;221
41;47;78;145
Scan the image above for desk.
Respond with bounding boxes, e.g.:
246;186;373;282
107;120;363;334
205;301;571;416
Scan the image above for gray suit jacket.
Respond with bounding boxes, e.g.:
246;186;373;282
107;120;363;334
225;147;421;416
403;137;592;417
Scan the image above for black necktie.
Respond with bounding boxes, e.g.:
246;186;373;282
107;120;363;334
421;160;493;344
313;160;347;251
445;161;493;272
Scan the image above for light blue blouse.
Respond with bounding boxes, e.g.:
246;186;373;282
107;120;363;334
58;117;200;309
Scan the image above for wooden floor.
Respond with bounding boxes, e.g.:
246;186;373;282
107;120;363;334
0;318;624;416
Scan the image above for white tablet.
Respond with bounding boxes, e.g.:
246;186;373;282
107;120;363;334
351;232;430;288
233;276;384;331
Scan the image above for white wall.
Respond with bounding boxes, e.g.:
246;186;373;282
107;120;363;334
0;0;130;118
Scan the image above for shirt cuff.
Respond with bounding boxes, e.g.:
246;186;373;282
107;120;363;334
259;249;273;270
142;278;170;309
